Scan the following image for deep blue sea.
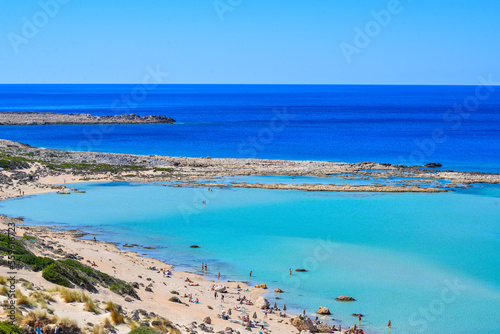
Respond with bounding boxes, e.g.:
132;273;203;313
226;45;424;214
0;85;499;334
0;84;499;172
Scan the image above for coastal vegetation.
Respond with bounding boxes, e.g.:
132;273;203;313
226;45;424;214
0;321;23;334
0;233;138;298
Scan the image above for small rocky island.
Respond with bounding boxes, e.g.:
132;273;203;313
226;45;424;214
0;111;175;125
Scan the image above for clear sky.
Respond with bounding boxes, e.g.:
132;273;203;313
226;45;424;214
0;0;499;84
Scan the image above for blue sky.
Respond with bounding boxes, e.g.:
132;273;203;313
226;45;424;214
0;0;499;84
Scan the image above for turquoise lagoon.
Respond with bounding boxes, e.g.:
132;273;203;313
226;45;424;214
1;181;499;334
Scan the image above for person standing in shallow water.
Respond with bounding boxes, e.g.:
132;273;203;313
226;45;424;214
218;272;220;281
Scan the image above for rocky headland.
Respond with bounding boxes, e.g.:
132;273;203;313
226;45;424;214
0;112;175;125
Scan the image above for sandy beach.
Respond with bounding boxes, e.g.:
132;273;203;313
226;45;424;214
1;215;315;334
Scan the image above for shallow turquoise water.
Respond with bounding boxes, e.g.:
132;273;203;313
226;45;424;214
1;181;499;334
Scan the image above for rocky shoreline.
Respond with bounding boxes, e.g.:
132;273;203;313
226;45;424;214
1;139;499;200
0;112;175;125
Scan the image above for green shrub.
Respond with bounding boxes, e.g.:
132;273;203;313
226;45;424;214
14;254;55;271
42;263;73;287
128;327;161;334
42;260;138;298
0;321;23;334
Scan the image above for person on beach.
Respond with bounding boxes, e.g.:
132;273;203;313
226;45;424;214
205;264;207;271
214;291;218;299
93;236;96;243
221;294;225;302
218;272;220;281
34;318;42;334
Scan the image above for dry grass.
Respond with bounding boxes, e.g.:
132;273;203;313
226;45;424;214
57;287;88;303
104;301;117;311
91;324;105;334
19;310;58;327
29;291;55;304
127;319;138;330
0;285;8;296
110;309;125;325
59;317;81;334
21;280;34;290
84;298;101;314
0;276;7;284
151;318;180;334
16;294;33;307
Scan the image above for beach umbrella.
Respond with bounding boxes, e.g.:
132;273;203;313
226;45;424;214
252;312;257;319
227;308;232;315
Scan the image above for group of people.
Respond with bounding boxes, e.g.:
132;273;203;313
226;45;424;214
182;293;200;304
33;318;63;334
147;266;172;276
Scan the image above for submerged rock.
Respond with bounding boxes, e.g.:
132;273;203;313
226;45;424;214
335;296;355;302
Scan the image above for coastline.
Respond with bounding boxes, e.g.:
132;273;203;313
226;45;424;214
2;139;500;333
1;139;499;202
0;215;304;333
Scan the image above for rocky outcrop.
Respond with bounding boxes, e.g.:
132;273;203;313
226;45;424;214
202;317;211;324
0;112;175;125
316;323;333;333
291;316;317;332
275;288;283;293
255;296;270;309
424;162;442;168
295;269;307;272
335;296;355;302
315;306;330;315
254;284;267;289
214;285;227;293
